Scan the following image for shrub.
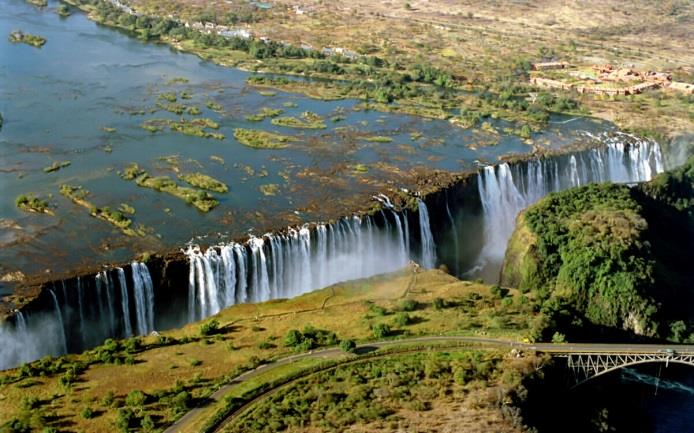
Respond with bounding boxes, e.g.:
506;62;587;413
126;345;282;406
258;341;275;350
339;339;357;353
123;337;141;353
284;329;302;347
490;285;509;298
200;319;220;336
102;391;115;407
372;323;391;339
551;332;566;344
394;313;412;327
400;299;419;312
141;414;155;432
125;390;146;408
115;408;135;432
432;298;446;310
189;359;202;367
81;406;95;419
368;303;388;316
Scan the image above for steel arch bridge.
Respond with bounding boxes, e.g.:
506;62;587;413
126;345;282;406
555;351;694;387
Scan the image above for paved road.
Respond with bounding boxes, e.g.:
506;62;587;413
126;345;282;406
164;336;694;433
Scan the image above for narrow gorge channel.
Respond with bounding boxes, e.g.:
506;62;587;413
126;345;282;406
0;132;665;369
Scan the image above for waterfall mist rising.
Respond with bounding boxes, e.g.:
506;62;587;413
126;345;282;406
185;205;437;322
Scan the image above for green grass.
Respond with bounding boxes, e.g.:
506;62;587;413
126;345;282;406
121;164;219;212
178;172;229;193
233;128;294;149
15;194;53;215
8;31;46;48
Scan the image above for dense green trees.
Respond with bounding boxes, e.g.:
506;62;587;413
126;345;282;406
502;157;694;341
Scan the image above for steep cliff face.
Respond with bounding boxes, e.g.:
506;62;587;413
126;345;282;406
501;157;694;340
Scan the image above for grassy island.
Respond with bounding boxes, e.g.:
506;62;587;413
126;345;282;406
56;4;71;16
233;128;294;149
141;118;223;140
245;107;283;122
43;160;71;173
15;194;53;215
59;185;142;236
178;172;229;193
8;31;46;48
270;111;326;129
121;163;219;212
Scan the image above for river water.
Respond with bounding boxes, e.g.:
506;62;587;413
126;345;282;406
0;0;607;288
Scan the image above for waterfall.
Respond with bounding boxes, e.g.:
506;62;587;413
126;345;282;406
186;210;414;323
418;199;436;269
131;262;155;335
392;211;407;264
76;276;86;346
473;131;665;276
49;289;68;354
116;267;133;338
15;311;27;335
444;192;461;276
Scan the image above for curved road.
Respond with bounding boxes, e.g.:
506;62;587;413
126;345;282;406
164;336;694;433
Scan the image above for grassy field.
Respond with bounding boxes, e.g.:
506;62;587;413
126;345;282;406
0;266;536;432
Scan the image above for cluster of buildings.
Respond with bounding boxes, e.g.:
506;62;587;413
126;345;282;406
530;62;694;96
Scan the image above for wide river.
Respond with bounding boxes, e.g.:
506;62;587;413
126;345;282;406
0;0;612;289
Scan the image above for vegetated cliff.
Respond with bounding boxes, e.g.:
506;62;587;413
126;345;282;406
501;156;694;341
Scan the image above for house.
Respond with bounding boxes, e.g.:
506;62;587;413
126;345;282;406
531;61;570;71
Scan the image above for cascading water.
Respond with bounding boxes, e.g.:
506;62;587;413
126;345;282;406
185;200;439;324
472;131;665;279
116;267;133;338
131;262;155;335
418;199;436;269
49;289;68;354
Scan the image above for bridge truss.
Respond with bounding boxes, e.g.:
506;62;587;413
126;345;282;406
559;352;694;386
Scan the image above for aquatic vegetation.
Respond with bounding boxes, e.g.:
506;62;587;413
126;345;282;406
363;136;393;143
59;185;143;236
56;4;71;17
142;118;223;139
43;161;71;173
26;0;47;6
167;77;189;85
178;172;229;193
283;101;298;108
210;155;225;164
233;128;294;149
8;31;46;48
205;100;224;112
271;111;326;129
245;107;283;122
186;106;201;115
259;183;279;196
259;91;277;97
15;194;53;215
158;92;177;103
121;164;219;212
158;102;186;115
352;163;369;173
118;203;135;215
